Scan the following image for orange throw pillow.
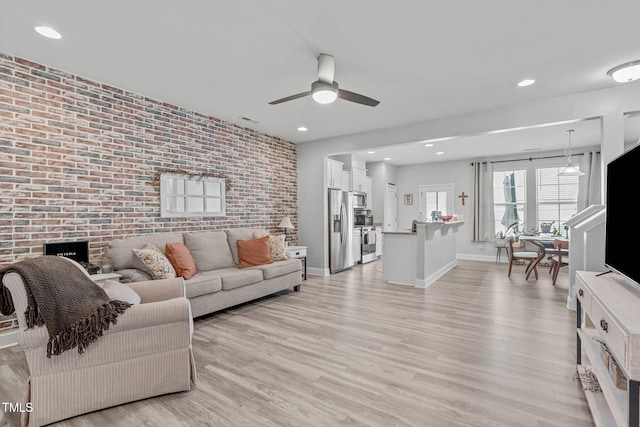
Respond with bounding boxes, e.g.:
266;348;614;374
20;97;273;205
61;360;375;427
237;235;273;268
165;242;197;279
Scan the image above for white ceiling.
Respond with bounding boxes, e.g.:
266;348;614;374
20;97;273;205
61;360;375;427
2;1;640;165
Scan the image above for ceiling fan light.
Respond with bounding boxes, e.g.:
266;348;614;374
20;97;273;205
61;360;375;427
312;89;338;104
607;61;640;83
311;81;338;104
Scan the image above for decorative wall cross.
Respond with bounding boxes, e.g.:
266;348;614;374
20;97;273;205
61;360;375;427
458;192;468;205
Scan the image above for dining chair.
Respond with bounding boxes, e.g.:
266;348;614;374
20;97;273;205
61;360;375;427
549;238;569;285
507;237;545;280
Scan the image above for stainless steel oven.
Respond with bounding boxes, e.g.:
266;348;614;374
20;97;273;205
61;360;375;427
353;191;367;209
354;209;373;226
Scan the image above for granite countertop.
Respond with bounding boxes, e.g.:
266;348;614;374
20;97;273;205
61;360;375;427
382;230;416;235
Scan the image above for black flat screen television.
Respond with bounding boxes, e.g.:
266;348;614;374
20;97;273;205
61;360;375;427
42;240;89;264
605;143;640;284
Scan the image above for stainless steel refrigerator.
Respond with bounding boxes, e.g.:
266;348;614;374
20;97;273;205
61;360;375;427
329;188;354;273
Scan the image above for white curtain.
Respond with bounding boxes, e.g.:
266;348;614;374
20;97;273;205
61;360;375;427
472;161;495;241
577;151;601;211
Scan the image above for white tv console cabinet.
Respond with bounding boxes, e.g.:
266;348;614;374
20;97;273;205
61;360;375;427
576;270;640;426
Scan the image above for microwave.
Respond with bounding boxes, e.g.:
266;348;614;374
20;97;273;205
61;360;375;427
353;191;367;208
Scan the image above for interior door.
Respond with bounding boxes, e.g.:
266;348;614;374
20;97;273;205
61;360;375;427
385;184;398;232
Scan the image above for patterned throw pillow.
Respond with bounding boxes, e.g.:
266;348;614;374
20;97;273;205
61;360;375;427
133;244;177;279
253;233;288;261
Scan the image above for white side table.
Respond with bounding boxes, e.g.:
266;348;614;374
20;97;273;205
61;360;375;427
286;246;307;280
90;272;122;285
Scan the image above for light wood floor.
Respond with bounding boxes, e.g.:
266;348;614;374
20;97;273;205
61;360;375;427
0;259;593;426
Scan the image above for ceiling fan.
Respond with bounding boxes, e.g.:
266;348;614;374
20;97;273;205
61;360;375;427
269;54;380;107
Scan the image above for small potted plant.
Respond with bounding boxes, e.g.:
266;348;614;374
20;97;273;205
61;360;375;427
496;230;507;247
503;221;521;247
540;221;554;234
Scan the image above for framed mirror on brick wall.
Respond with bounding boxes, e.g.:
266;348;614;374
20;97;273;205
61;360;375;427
160;173;226;217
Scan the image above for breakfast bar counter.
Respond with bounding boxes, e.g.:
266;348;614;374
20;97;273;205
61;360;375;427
382;221;464;288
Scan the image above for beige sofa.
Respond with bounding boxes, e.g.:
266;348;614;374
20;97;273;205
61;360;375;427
2;271;196;427
110;228;302;318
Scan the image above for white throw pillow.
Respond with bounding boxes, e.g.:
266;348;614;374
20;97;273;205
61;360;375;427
103;280;141;305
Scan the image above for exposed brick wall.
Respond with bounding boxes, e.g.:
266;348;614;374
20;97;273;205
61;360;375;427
0;53;298;266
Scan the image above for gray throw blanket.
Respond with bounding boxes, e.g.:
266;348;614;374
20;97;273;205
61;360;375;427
0;256;131;357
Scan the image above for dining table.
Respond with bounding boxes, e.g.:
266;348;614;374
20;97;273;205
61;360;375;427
518;235;569;280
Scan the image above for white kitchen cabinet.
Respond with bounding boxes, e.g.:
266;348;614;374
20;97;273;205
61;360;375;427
326;158;344;189
341;170;350;191
351;167;367;192
363;176;372;209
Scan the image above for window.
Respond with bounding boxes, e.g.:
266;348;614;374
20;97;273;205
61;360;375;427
493;165;579;236
536;167;579;232
419;184;453;220
493;169;526;234
160;173;225;217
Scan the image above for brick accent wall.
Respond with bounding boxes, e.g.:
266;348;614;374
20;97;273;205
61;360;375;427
0;53;298;266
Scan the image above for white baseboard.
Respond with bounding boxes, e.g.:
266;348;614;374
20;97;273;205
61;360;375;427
307;267;330;277
457;253;501;263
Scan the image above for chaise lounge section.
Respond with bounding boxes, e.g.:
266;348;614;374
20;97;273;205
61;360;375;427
109;228;302;318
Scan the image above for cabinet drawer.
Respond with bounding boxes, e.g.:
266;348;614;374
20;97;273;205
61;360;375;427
288;248;306;258
576;281;592;314
591;296;628;368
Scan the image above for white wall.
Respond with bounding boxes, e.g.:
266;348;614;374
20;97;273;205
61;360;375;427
366;161;397;224
297;83;640;273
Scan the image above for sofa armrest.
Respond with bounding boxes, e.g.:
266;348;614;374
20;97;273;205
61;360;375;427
16;297;192;351
17;325;49;350
126;278;186;303
108;297;191;333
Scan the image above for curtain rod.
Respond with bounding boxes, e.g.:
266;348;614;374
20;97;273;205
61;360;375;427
470;151;600;166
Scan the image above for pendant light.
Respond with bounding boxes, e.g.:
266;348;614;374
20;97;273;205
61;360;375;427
557;129;585;177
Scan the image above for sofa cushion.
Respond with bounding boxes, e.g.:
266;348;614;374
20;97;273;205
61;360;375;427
183;271;223;298
238;235;273;268
133;244;177;279
110;232;184;271
165;242;197;279
253;232;288;261
214;267;264;291
225;228;268;265
183;231;235;271
249;259;301;280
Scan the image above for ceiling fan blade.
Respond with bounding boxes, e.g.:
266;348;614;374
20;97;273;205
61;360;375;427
317;54;335;84
268;91;311;105
338;89;380;107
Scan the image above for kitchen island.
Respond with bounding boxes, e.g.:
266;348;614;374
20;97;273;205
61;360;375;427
382;221;464;288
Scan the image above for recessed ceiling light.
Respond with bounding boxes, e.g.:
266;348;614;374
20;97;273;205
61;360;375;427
436;151;444;155
517;79;535;87
368;151;375;154
384;157;391;161
425;143;433;147
35;26;62;39
297;126;308;132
